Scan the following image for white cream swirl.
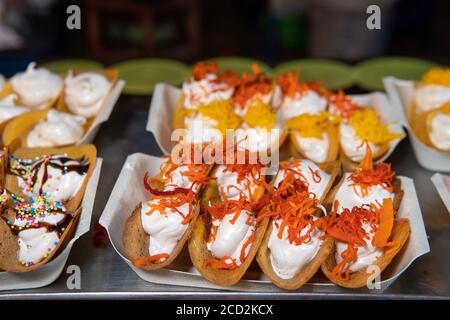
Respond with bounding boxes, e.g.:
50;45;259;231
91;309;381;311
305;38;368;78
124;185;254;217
428;112;450;151
339;123;379;162
291;130;330;163
280;91;327;121
27;109;86;147
65;71;112;118
11;62;62;109
414;85;450;113
0;94;29;123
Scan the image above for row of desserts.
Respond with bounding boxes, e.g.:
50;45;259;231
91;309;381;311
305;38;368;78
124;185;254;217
0;63;117;148
173;61;405;168
123;143;409;290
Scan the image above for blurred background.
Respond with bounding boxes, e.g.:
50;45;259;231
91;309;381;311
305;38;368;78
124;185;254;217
0;0;448;77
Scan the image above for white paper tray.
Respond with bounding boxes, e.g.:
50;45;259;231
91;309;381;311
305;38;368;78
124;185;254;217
99;153;430;293
79;80;125;145
431;173;450;213
384;77;450;172
0;158;103;291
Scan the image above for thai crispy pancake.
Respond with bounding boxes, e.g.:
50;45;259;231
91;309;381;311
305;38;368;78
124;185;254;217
123;202;201;271
188;165;269;286
0;207;81;272
4;144;97;213
123;159;211;271
339;142;390;172
320;176;408;288
256;159;341;290
289;124;340;164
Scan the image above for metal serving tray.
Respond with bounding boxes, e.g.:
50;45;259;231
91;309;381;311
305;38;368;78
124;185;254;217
0;95;448;300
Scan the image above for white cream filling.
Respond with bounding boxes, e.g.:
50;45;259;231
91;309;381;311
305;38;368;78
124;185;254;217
17;228;60;265
333;173;394;214
280;91;327;121
268;219;323;279
163;165;201;193
207;209;255;266
11;62;62;109
335;223;383;273
65;71;111;118
235;124;281;153
0;94;29;123
414;84;450;113
429;112;450;151
291;130;330;163
183;113;222;144
182;73;233;110
214;165;260;202
140;199;190;261
18;163;85;203
273;159;331;199
339;123;380;162
27;109;86;147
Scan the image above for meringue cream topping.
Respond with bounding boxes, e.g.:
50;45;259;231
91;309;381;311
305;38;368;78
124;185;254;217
27;109;86;147
65;71;112;118
0;94;29;123
414;85;450;114
339;123;380;162
11;62;62;109
140;199;191;260
429;111;450;151
333;173;394;214
291;130;330;163
280;91;327;121
214;165;261;202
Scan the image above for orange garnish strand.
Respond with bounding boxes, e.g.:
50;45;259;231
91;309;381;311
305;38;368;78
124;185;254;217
206;196;250;222
308;166;322;183
132;253;170;266
349;147;395;197
372;198;395;249
233;65;272;109
276;71;325;98
239;231;254;263
143;191;197;224
332;244;358;280
191;61;219;81
204;256;238;270
327;90;361;120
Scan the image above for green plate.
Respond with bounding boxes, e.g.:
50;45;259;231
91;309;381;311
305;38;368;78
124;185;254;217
41;59;103;74
354;57;439;91
195;57;272;75
273;59;354;90
112;59;189;95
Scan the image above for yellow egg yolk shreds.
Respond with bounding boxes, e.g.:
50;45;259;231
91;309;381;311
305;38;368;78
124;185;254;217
242;99;277;130
286;111;339;138
349;108;403;144
421;68;450;88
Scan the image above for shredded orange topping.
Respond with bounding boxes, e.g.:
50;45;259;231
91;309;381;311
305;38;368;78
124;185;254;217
132;253;170;266
327;90;361;120
206;196;250;222
204;256;238;270
323;198;397;280
233;63;272;109
348;146;395;197
143;191;197;224
276;71;325;98
191;61;219;81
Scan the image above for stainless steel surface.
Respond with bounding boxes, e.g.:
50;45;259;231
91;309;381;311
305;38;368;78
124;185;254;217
1;95;449;299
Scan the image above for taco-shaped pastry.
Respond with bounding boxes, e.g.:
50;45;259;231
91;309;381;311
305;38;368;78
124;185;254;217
425;102;450;152
256;158;340;290
0;145;96;272
286;111;339;164
235;99;288;154
275;72;328;122
336;103;403;170
3;109;87;149
10;62;63;110
320;147;410;288
57;69;118;119
189;160;270;286
123;148;212;271
0;94;30;146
